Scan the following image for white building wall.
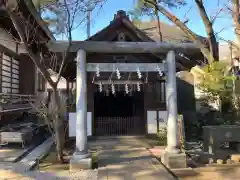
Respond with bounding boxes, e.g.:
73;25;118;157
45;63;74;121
69;112;92;137
147;110;168;134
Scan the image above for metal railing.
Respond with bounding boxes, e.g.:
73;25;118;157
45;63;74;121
0;93;36;113
95;116;144;136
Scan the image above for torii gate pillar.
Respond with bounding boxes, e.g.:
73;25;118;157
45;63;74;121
162;50;187;169
70;49;91;171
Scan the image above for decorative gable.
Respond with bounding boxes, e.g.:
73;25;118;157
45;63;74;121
87;10;154;42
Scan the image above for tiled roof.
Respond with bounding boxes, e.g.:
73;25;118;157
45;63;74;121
138;20;207;44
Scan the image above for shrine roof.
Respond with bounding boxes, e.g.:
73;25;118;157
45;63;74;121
86;10;155;42
86;10;207;45
0;0;54;42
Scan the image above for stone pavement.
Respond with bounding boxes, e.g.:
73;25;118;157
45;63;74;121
90;137;176;180
0;137;175;180
0;168;98;180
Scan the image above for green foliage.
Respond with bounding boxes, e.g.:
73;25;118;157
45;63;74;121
32;0;105;36
130;0;186;19
199;61;236;102
128;0;186;30
136;0;186;12
156;132;167;146
127;9;143;27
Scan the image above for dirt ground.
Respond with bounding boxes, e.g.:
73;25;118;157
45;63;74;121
37;139;97;172
37;139;74;172
144;137;240;180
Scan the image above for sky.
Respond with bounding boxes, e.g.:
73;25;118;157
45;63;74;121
68;0;235;43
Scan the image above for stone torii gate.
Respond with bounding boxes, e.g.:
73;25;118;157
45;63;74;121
48;41;200;169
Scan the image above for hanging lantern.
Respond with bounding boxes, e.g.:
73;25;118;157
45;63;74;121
137;82;141;92
116;68;121;79
96;65;100;77
111;83;115;94
137;67;142;79
125;84;129;94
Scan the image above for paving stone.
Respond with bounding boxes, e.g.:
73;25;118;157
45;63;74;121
95;138;175;180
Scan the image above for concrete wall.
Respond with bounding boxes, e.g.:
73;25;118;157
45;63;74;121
69;112;92;137
147;110;168;134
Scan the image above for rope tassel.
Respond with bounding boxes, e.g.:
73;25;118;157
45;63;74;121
96;65;100;77
137;67;142;79
137;82;140;92
111;84;115;94
99;82;103;92
125;84;129;94
116;68;121;79
157;65;163;77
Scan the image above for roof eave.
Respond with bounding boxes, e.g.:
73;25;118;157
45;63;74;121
23;0;55;41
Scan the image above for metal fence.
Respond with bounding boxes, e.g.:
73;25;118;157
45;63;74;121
0;93;35;113
95;116;144;136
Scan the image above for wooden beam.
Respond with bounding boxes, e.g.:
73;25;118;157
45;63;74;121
86;63;165;72
48;41;200;53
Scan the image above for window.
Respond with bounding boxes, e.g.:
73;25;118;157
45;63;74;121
1;53;19;94
155;80;166;103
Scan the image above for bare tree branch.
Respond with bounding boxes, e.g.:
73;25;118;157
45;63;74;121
218;36;240;51
5;4;56;88
55;0;73;85
144;0;216;63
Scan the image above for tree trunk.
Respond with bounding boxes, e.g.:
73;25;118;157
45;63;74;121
154;2;163;42
233;0;240;45
52;88;65;163
195;0;219;61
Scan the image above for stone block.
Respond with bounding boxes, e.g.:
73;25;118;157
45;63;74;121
231;154;240;162
216;159;224;164
208;158;214;164
162;152;187;169
226;159;233;164
70;155;92;171
195;152;214;164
